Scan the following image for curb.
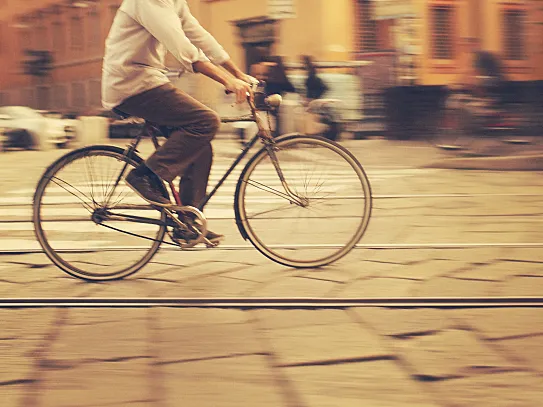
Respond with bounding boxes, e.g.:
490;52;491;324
426;154;543;171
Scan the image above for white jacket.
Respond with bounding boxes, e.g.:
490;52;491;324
102;0;230;109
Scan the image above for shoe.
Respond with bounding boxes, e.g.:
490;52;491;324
125;169;171;206
173;216;224;244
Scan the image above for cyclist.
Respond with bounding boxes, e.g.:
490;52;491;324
102;0;257;243
455;38;507;115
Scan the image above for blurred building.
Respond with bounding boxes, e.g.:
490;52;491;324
355;0;543;85
0;0;356;113
0;0;541;113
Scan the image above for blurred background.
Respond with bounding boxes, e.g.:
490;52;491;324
0;0;541;149
1;2;543;406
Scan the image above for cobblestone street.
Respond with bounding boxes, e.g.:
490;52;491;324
1;138;543;406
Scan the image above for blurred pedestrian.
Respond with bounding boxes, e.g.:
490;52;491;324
261;56;297;136
302;55;328;101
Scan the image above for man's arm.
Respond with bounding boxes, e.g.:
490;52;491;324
193;61;251;104
179;1;257;85
122;0;203;73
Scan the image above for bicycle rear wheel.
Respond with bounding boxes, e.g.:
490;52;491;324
33;145;167;281
235;134;372;268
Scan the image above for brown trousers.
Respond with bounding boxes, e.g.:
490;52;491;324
116;83;220;208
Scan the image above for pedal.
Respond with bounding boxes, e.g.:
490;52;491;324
203;237;220;248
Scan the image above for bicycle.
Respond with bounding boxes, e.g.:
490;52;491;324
430;81;541;154
33;84;373;281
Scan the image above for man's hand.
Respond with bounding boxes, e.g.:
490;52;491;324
225;78;252;104
240;73;259;86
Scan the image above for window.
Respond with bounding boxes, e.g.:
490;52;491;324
37;86;51;110
359;0;377;52
36;25;48;50
53;84;68;110
430;4;455;60
21;88;35;109
71;82;86;108
88;79;101;108
71;16;84;51
0;92;8;107
20;28;32;52
52;22;65;57
88;9;102;50
502;8;526;61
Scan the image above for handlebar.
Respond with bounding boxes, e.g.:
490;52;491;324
225;81;282;110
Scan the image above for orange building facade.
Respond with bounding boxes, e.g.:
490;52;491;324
0;0;541;113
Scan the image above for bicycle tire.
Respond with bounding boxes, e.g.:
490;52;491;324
33;145;167;281
234;134;372;268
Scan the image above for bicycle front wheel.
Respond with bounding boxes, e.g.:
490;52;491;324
33;145;167;281
235;134;372;268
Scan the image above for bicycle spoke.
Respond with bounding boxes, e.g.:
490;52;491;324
245;179;298;202
49;176;95;213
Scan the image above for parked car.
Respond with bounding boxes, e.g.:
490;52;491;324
97;109;145;138
0;106;77;150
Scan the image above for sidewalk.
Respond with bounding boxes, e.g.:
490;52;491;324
1;137;543;406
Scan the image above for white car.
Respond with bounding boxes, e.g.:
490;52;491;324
0;106;78;151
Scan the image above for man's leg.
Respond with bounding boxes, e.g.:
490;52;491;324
115;83;223;241
116;83;219;205
179;143;213;208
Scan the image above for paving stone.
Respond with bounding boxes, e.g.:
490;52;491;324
161;355;284;407
508;262;543;277
414;277;500;297
143;260;250;283
263;323;390;366
352;308;452;337
360;249;438;265
431;248;508;263
294;266;358;283
250;275;338;297
8;277;95;298
0;384;26;406
0;309;56;383
158;307;249;326
433;372;543;407
341;277;419;297
451;262;523;281
223;264;292;283
40;360;152;407
501;276;543;296
47;309;149;363
450;308;543;339
156;320;263;362
496;334;543;373
398;329;518;379
255;309;352;330
0;308;56;340
410;259;469;280
0;341;37;384
151;272;256;297
81;279;156;297
284;360;438;407
363;262;424;280
505;248;543;263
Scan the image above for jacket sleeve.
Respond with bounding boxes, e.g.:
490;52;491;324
178;0;230;65
122;0;205;73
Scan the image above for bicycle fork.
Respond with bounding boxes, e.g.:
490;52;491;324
265;144;308;207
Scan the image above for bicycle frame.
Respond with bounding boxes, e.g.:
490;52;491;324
103;91;303;231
